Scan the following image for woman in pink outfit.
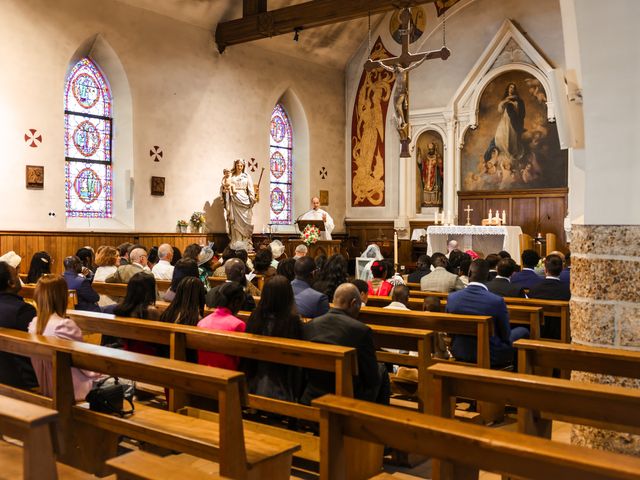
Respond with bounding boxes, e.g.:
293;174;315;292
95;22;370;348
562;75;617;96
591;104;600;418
197;282;246;370
29;275;101;401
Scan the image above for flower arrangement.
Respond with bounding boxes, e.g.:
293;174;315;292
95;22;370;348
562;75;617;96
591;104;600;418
301;224;320;246
190;211;205;228
176;219;188;233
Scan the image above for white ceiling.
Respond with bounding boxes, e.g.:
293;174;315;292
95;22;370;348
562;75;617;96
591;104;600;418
114;0;385;69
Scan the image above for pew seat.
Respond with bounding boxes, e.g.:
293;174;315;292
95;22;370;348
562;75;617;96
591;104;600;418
106;451;228;479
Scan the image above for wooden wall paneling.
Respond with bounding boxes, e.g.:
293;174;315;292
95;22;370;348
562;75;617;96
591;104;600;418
458;198;484;226
511;197;537;234
539;197;567;250
485;198;509;220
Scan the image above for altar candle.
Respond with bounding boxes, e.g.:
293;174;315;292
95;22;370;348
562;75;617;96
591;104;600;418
502;210;506;225
434;211;439;224
393;230;399;269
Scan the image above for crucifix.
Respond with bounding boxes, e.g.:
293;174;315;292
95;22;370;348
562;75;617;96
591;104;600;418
364;7;450;157
464;204;474;226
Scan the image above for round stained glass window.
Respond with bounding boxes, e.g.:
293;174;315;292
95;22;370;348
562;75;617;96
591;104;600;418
72;73;100;109
270;115;286;143
270;151;286;179
270;187;286;215
73;168;103;204
72;120;101;157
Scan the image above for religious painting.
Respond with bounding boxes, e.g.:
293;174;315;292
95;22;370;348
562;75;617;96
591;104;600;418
389;6;426;44
415;131;444;207
25;165;44;189
319;190;329;206
351;37;396;207
460;70;568;192
151;176;165;196
434;0;461;17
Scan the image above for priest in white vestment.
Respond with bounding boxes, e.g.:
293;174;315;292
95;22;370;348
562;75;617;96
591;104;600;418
299;197;335;240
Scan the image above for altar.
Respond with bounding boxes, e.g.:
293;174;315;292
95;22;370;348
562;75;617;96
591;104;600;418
425;225;523;260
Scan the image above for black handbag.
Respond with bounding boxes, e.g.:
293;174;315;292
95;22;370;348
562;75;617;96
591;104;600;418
86;377;135;417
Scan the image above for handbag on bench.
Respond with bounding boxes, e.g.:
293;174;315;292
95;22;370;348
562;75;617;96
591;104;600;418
86;376;135;417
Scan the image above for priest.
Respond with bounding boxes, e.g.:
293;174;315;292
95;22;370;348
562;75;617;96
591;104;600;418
300;197;335;240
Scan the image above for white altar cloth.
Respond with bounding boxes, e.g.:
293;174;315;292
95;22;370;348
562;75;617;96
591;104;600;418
426;225;522;259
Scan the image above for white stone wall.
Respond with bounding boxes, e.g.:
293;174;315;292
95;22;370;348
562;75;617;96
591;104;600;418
0;0;346;233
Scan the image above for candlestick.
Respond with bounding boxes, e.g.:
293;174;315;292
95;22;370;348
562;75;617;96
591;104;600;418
434;211;439;225
393;230;399;272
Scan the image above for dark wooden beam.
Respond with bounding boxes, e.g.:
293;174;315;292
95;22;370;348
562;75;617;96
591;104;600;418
216;0;436;53
243;0;268;17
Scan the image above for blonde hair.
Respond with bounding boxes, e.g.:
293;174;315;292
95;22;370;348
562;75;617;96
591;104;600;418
33;275;68;335
95;246;118;267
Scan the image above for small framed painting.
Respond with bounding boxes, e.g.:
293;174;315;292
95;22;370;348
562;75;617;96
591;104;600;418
319;190;329;206
151;176;165;196
26;165;44;189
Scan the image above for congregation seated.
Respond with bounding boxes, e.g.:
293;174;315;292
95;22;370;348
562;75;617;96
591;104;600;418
94;246;119;286
486;258;526;298
28;275;101;400
312;253;348;301
420;252;465;292
302;283;390;405
350;279;369;306
292;256;329;318
26;250;51;284
485;253;501;281
197;245;216;290
458;254;472;285
151;243;175;280
0;261;38;389
511;249;544;289
269;239;285;268
253;247;277;285
383;284;410;310
447;259;529;367
63;256;100;312
108;271;161;353
106;247;149;283
367;260;393;296
116;242;132;266
206;258;256;311
407;254;431;284
275;257;296;281
528;254;571;301
243;275;304;402
163;258;199;302
293;243;308;259
76;247;97;275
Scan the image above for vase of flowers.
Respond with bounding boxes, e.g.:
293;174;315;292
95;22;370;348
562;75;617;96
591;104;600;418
176;220;188;233
301;224;320;246
190;211;206;233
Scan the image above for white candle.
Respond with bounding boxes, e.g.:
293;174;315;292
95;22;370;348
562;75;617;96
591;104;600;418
434;211;439;224
394;230;399;269
502;210;506;225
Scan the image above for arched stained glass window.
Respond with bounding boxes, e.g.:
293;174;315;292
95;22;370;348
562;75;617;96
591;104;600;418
269;104;293;225
64;58;113;218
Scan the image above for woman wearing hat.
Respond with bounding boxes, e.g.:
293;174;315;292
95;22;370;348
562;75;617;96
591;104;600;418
197;246;216;291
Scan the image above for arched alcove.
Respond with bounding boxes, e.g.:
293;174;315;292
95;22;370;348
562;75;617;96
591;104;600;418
65;34;134;230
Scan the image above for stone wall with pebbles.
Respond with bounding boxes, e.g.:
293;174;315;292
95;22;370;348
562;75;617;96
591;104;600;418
570;224;640;453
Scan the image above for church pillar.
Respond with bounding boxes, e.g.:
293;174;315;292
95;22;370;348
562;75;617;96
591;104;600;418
560;0;640;453
395;153;411;238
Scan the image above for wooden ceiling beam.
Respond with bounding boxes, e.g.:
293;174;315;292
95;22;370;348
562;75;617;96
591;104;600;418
216;0;436;53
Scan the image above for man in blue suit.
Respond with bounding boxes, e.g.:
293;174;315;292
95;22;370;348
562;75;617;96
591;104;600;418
291;256;329;318
63;256;101;312
447;259;529;367
510;249;544;290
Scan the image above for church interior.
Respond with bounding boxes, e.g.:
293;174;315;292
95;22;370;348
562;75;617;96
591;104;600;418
1;0;640;478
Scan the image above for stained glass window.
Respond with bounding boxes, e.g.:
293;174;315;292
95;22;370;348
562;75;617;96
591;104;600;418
64;58;113;218
269;104;292;224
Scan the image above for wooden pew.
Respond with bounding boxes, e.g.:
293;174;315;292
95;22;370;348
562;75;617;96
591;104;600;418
92;279;172;297
365;296;543;339
19;284;77;310
427;362;640;440
66;309;358;464
313;394;640;480
0;328;299;479
406;290;570;342
516;338;640;382
0;394;94;479
107;451;229;480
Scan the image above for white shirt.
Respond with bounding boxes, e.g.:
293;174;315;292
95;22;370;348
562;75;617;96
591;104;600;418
300;208;335;240
383;301;410;310
468;281;489;291
94;265;117;282
495;275;510;282
152;260;174;280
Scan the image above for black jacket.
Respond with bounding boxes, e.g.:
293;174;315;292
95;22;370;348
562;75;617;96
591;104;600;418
0;293;38;388
528;278;571;301
486;277;525;298
301;308;381;404
407;268;430;284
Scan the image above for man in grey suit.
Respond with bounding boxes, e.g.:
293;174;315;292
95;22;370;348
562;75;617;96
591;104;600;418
291;256;329;318
420;253;465;293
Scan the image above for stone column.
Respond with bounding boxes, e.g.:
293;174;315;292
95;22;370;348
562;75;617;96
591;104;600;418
570;225;640;453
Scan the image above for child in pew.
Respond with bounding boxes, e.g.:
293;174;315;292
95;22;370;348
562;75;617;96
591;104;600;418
29;274;102;401
243;275;304;404
197;281;246;370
